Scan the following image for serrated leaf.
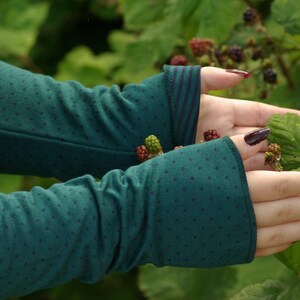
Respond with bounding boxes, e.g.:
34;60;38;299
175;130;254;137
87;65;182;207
122;0;168;30
55;46;122;87
267;113;300;171
183;0;246;42
271;0;300;35
231;279;285;300
138;265;237;300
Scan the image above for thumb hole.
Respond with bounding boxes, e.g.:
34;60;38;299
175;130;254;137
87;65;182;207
230;128;270;161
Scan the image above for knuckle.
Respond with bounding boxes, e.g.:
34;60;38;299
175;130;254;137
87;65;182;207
276;205;293;222
276;175;290;197
269;231;283;246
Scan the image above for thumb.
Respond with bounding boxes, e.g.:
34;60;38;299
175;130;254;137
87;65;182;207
230;128;270;161
201;67;251;94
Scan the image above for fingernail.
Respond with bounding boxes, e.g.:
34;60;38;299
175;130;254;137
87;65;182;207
244;127;270;146
226;69;251;79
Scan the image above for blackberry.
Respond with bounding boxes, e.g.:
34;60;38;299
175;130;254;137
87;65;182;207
203;130;220;142
252;48;263;61
214;49;224;65
243;7;258;24
263;68;277;84
136;145;149;162
227;45;244;63
268;143;281;156
145;135;162;154
189;38;215;56
170;55;189;66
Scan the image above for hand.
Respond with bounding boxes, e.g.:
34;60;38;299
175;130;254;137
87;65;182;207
231;131;300;257
197;67;300;171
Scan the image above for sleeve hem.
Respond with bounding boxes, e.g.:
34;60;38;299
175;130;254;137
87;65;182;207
223;136;257;262
163;65;201;146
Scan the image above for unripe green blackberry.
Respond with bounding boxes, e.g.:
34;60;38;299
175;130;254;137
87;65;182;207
263;68;277;84
227;45;244;63
268;143;281;156
199;54;211;66
203;130;220;142
145;135;162;154
170;55;189;66
136;145;149;162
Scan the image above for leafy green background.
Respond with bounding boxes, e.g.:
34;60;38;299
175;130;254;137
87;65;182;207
2;0;300;299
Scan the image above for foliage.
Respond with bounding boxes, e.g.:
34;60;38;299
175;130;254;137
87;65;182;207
1;0;300;299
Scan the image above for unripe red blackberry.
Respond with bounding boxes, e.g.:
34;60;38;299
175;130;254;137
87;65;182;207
136;145;149;162
263;68;277;84
203;130;220;142
243;7;258;24
170;55;189;66
145;135;162;154
227;45;244;63
189;38;215;56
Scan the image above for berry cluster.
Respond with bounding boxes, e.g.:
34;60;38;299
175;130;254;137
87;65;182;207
136;130;221;163
168;5;287;99
264;143;283;171
136;135;163;162
203;129;220;142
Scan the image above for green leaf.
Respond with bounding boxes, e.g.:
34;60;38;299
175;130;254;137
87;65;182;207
227;256;297;298
122;0;168;30
267;113;300;171
138;265;237;300
271;0;300;35
231;279;285;300
0;1;49;57
277;279;300;300
276;242;300;275
0;175;23;194
183;0;246;42
55;46;122;87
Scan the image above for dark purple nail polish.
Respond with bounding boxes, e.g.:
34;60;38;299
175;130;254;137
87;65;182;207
226;69;251;79
244;128;270;146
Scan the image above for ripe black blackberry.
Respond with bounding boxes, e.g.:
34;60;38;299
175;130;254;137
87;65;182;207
170;55;189;66
227;45;244;63
243;7;258;24
263;68;277;84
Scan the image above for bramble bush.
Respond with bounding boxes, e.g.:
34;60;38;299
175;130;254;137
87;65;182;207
1;0;300;299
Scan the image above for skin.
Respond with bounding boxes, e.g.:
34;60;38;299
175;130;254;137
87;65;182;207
198;67;300;257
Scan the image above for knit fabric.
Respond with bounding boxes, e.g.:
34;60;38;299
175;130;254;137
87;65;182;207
0;61;199;181
0;61;256;298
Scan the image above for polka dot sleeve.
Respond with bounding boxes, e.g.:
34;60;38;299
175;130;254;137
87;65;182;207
0;61;199;181
0;137;256;298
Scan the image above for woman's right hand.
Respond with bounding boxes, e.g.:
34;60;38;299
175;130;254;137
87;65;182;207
231;129;300;257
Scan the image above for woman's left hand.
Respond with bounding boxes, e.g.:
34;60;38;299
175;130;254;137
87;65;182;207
197;67;300;171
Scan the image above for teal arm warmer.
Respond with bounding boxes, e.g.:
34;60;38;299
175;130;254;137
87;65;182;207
0;137;256;299
0;62;200;180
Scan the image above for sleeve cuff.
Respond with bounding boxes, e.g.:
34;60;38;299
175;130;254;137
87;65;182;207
163;65;201;146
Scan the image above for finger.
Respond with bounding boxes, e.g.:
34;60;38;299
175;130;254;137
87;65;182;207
244;152;273;171
247;171;300;202
254;196;300;227
232;100;300;127
257;221;300;248
201;67;249;94
230;128;270;161
255;243;291;257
